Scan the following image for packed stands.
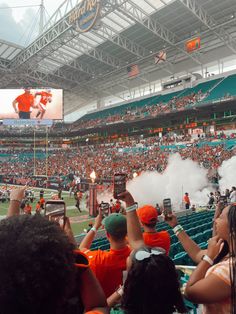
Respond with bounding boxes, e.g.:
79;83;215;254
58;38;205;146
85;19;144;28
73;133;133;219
72;74;235;130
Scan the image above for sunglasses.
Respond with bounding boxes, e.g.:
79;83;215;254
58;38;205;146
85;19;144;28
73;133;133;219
134;247;166;261
73;250;90;269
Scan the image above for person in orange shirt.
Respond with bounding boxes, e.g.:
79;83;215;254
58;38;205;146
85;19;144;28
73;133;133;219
12;88;35;119
79;212;131;297
35;89;52;119
35;201;41;214
137;205;171;254
24;202;32;215
183;192;191;210
39;197;45;210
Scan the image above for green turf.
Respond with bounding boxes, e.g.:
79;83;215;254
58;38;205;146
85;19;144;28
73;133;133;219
0;187;92;237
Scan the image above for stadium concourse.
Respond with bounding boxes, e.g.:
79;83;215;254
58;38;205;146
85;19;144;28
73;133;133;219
0;0;236;313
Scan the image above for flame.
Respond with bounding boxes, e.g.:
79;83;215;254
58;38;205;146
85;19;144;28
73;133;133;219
133;172;138;179
90;170;96;183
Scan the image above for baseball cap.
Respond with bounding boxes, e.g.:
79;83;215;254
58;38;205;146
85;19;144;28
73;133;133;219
85;311;103;314
137;205;158;224
102;213;127;237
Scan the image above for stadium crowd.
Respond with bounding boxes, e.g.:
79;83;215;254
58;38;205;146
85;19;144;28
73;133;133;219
0;184;235;314
1;135;235;183
75;90;206;130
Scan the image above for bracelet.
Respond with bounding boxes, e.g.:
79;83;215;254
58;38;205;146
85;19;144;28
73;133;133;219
90;226;97;233
173;225;184;236
126;204;137;212
116;285;124;297
201;254;213;266
10;199;21;203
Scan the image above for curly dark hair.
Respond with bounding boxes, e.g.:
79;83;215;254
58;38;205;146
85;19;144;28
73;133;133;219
121;246;186;314
0;214;76;314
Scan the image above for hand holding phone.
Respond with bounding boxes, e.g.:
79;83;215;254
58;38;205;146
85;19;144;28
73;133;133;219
100;202;110;218
45;200;66;229
113;173;126;199
163;198;172;221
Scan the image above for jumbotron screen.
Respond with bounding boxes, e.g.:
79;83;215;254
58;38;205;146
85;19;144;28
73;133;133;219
0;88;63;120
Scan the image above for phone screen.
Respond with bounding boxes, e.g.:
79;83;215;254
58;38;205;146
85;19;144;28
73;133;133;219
100;202;110;217
163;198;172;217
45;200;66;228
113;174;126;199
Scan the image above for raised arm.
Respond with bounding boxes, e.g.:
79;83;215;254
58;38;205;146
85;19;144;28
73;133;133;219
63;217;77;246
184;236;230;304
79;268;108;313
8;187;26;217
118;190;144;250
165;214;205;264
79;211;102;251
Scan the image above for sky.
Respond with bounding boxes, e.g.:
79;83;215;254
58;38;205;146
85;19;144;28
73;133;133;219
0;0;65;46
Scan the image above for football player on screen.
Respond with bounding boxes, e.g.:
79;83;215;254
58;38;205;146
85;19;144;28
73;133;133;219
34;89;52;119
12;88;35;119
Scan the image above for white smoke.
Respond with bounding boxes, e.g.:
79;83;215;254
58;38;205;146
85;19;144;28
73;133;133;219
97;153;236;211
127;153;211;210
218;155;236;191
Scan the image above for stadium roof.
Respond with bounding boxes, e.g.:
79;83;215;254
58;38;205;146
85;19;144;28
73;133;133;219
0;0;236;118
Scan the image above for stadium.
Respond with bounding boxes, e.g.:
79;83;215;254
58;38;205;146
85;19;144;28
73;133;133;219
0;0;236;313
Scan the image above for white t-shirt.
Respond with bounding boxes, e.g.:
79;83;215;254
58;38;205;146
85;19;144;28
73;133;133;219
230;190;236;202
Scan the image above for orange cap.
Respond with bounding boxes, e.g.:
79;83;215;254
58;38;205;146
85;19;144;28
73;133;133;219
85;312;103;314
137;205;158;224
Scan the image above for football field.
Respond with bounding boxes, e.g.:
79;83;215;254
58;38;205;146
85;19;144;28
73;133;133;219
0;186;95;236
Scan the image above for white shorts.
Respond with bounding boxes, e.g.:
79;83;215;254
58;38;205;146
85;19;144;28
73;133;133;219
38;103;46;111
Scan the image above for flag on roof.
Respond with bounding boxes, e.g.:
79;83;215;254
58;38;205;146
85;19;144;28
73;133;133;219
154;50;167;64
186;37;201;52
127;64;140;78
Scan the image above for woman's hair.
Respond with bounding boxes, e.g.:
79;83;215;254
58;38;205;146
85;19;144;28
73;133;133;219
121;246;186;314
0;214;76;314
227;204;236;314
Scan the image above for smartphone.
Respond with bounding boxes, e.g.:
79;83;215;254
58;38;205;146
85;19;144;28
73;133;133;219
44;200;66;228
100;202;110;218
113;173;126;199
163;198;172;219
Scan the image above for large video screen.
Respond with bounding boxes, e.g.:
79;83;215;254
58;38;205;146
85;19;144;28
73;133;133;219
0;89;63;120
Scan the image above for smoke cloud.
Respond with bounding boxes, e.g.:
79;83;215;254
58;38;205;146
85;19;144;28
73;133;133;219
218;155;236;191
98;153;235;211
127;153;210;210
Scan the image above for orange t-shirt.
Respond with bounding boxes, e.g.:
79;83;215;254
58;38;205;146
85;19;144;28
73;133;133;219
24;205;32;214
39;198;45;205
84;246;131;297
142;231;171;254
36;203;41;212
37;91;52;105
15;93;34;112
183;195;190;204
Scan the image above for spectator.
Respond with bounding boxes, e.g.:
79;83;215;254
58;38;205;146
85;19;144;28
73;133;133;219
137;205;170;254
184;203;236;314
79;212;131;297
1;187;108;314
108;190;186;314
229;186;236;203
183;192;190;210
